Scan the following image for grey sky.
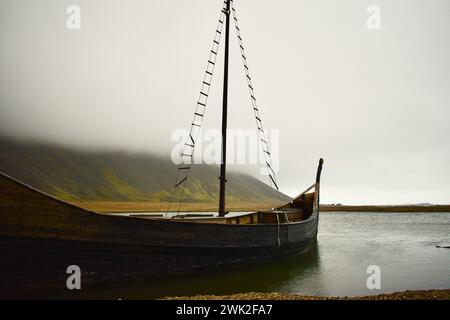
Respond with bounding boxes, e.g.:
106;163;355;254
0;0;449;204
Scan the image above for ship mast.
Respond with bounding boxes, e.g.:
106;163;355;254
168;0;279;216
218;0;230;217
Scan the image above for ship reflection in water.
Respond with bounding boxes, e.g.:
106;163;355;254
56;238;322;300
52;211;450;299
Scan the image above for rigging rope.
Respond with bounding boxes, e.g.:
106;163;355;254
275;212;281;247
167;0;280;214
230;0;279;190
166;1;228;215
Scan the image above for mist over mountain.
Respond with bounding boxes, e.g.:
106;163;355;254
0;137;289;204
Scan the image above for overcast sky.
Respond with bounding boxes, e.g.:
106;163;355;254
0;0;449;204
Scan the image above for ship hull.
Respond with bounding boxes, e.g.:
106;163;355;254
1;233;316;298
0;159;323;298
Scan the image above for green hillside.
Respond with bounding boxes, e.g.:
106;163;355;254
0;137;289;204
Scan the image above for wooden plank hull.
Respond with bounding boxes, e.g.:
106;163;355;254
0;159;323;297
1;234;316;298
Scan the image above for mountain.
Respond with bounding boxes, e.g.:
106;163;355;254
0;137;289;205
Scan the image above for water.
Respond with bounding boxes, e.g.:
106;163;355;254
71;212;450;299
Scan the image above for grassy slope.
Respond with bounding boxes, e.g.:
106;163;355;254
0;137;290;207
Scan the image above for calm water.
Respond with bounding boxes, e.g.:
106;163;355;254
67;212;450;299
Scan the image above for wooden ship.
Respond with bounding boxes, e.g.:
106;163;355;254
0;0;323;296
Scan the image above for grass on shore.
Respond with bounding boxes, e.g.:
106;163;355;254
71;200;284;213
71;200;450;213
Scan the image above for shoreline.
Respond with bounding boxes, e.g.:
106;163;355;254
320;204;450;213
165;289;450;300
70;200;450;213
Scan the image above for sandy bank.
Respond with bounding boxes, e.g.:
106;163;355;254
165;289;450;300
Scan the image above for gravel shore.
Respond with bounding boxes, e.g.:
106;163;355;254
166;289;450;300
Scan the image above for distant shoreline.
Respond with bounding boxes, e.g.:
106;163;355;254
71;200;450;213
320;204;450;212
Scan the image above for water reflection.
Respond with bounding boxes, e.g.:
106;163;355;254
44;212;450;299
62;241;322;299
